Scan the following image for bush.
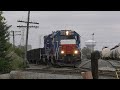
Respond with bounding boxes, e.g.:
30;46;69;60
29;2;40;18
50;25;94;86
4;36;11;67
0;58;12;73
10;56;25;70
6;49;25;70
14;47;25;58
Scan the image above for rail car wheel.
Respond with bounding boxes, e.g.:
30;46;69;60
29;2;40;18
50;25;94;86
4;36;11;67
51;56;56;66
42;56;47;65
45;56;48;65
42;58;45;64
48;56;52;66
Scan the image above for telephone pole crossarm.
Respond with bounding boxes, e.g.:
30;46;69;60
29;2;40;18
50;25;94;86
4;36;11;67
17;25;39;28
17;20;39;24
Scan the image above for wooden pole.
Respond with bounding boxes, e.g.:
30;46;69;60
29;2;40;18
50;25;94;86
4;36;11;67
24;11;30;66
91;50;100;79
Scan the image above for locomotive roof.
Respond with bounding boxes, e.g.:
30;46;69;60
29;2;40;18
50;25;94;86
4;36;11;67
44;30;79;39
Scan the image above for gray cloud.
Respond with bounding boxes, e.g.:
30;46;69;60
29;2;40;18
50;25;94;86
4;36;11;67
3;11;120;50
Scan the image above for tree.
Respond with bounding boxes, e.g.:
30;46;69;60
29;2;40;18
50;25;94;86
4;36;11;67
0;11;12;73
82;47;91;59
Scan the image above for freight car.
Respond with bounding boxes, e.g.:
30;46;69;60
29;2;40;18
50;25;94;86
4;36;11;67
101;43;120;60
110;44;120;60
27;30;81;67
101;47;110;60
27;48;45;64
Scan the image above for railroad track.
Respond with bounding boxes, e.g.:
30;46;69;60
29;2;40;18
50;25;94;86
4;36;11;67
25;59;120;79
24;66;88;75
24;66;120;79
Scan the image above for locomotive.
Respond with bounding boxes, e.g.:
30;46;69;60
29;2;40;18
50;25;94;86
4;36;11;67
101;43;120;60
27;30;81;66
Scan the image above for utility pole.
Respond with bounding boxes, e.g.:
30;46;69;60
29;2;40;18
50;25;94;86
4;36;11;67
17;11;39;67
10;31;21;49
12;31;15;47
25;11;30;65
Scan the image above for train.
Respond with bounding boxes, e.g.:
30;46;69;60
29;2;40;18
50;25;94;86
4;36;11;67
101;43;120;60
101;47;110;59
27;30;81;67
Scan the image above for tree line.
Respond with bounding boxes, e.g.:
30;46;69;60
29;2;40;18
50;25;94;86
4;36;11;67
0;11;26;73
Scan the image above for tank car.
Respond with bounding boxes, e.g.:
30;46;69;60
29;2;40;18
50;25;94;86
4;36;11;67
110;45;120;60
101;43;120;60
101;47;110;60
110;45;119;60
110;49;113;59
115;46;120;60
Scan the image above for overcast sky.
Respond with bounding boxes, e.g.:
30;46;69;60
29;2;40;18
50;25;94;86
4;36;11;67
3;11;120;50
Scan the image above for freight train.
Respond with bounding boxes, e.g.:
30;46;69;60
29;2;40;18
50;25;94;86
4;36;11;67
101;43;120;60
27;30;81;67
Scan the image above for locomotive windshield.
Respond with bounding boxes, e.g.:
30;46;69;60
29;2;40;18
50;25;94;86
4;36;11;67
60;35;75;40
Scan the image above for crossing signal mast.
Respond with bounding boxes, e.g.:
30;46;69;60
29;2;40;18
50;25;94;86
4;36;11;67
17;11;39;66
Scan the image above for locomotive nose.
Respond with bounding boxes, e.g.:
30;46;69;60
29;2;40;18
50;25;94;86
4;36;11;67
60;39;79;55
60;44;78;55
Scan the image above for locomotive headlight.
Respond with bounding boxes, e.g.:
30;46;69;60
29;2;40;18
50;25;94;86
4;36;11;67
74;50;78;54
61;50;64;54
66;31;69;35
